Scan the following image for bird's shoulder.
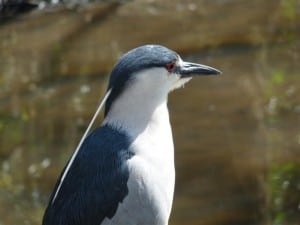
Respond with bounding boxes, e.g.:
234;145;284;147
80;124;133;157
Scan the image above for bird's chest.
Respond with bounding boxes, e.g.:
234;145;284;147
102;102;175;224
132;125;175;184
131;121;174;174
110;122;175;225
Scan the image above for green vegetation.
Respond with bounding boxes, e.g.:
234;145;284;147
268;163;300;225
281;0;298;21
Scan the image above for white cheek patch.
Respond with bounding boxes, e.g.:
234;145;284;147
169;57;192;91
169;76;192;91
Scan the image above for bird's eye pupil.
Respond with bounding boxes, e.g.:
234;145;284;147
166;62;175;72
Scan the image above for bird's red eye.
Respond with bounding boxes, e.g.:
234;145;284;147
166;62;176;72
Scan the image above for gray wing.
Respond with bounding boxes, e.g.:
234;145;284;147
42;125;133;225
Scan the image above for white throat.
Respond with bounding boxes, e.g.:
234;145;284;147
103;68;172;138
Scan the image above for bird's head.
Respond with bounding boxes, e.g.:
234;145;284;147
104;45;221;117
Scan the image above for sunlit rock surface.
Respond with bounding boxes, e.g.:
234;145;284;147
0;0;299;225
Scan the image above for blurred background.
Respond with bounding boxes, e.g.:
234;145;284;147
0;0;299;224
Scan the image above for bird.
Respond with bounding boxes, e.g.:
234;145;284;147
42;44;221;225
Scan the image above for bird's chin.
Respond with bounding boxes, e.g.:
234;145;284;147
170;77;192;91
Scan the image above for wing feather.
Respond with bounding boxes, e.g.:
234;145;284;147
42;125;133;225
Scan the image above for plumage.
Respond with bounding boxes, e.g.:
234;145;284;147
43;125;133;225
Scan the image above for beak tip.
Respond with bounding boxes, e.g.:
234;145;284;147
199;67;222;76
215;69;222;75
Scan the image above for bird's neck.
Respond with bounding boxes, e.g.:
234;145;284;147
103;88;171;139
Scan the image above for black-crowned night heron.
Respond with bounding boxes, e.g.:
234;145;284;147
43;44;221;225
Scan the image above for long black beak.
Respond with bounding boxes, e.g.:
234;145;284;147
179;61;221;77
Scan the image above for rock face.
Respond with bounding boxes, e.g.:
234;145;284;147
0;1;299;225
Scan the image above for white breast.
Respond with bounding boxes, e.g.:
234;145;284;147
102;103;175;225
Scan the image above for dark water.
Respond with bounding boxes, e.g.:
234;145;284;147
0;1;300;225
